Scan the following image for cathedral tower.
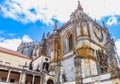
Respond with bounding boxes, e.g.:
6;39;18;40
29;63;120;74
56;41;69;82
16;0;120;84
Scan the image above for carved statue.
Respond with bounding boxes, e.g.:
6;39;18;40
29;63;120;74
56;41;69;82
97;50;108;74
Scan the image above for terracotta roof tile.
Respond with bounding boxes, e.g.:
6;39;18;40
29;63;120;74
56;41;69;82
0;47;31;60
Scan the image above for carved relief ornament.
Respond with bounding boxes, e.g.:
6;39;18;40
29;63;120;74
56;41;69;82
93;26;103;42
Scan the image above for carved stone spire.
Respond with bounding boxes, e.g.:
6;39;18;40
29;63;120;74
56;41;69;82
42;32;45;40
53;20;59;38
102;21;106;28
102;21;109;35
102;21;110;40
77;0;83;11
54;20;58;33
55;20;58;29
40;33;46;56
53;20;60;62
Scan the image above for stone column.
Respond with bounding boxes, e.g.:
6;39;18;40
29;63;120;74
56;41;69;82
60;67;63;83
6;69;11;82
19;72;22;83
74;55;83;84
19;71;26;84
55;63;61;84
40;72;45;84
32;74;35;84
19;73;21;83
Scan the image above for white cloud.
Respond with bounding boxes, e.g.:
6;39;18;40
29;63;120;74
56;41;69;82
115;39;120;58
82;0;120;20
0;38;21;51
0;37;5;42
0;0;120;24
0;35;33;51
22;35;33;42
107;16;118;26
8;33;15;36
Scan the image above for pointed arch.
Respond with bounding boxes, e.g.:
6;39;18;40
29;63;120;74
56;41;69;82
47;79;54;84
65;30;74;51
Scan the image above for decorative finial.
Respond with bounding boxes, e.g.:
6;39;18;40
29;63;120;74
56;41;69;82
42;33;45;40
102;21;109;34
102;21;106;27
54;20;59;34
77;0;83;11
55;20;58;29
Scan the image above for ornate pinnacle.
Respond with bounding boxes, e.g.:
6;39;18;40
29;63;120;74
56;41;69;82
102;21;106;28
54;20;58;32
42;33;45;40
77;0;83;11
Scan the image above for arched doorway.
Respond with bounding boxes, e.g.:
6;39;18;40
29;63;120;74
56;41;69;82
47;79;54;84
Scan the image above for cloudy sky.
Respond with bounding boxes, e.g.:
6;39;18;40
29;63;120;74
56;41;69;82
0;0;120;57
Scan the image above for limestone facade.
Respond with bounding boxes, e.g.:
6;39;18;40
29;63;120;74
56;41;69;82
16;1;120;84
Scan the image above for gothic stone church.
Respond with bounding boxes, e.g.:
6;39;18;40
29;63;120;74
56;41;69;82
17;1;120;84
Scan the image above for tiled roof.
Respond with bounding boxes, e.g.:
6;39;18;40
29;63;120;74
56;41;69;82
0;47;31;60
32;55;50;62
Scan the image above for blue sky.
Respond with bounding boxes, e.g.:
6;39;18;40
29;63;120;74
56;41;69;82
0;0;120;57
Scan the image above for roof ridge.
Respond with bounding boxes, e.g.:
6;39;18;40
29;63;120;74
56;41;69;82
0;47;31;60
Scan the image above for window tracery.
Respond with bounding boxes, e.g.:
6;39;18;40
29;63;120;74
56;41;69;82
65;30;74;52
68;34;73;51
97;50;108;74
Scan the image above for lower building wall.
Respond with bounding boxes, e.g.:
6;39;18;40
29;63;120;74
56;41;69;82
61;78;120;84
62;81;75;84
112;78;120;84
62;80;112;84
62;81;112;84
0;68;41;84
0;70;21;83
93;81;112;84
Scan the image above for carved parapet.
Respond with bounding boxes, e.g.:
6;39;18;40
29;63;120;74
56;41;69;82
75;43;95;60
97;50;109;74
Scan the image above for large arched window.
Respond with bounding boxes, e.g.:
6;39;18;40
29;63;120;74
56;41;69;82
65;30;74;52
68;34;73;51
